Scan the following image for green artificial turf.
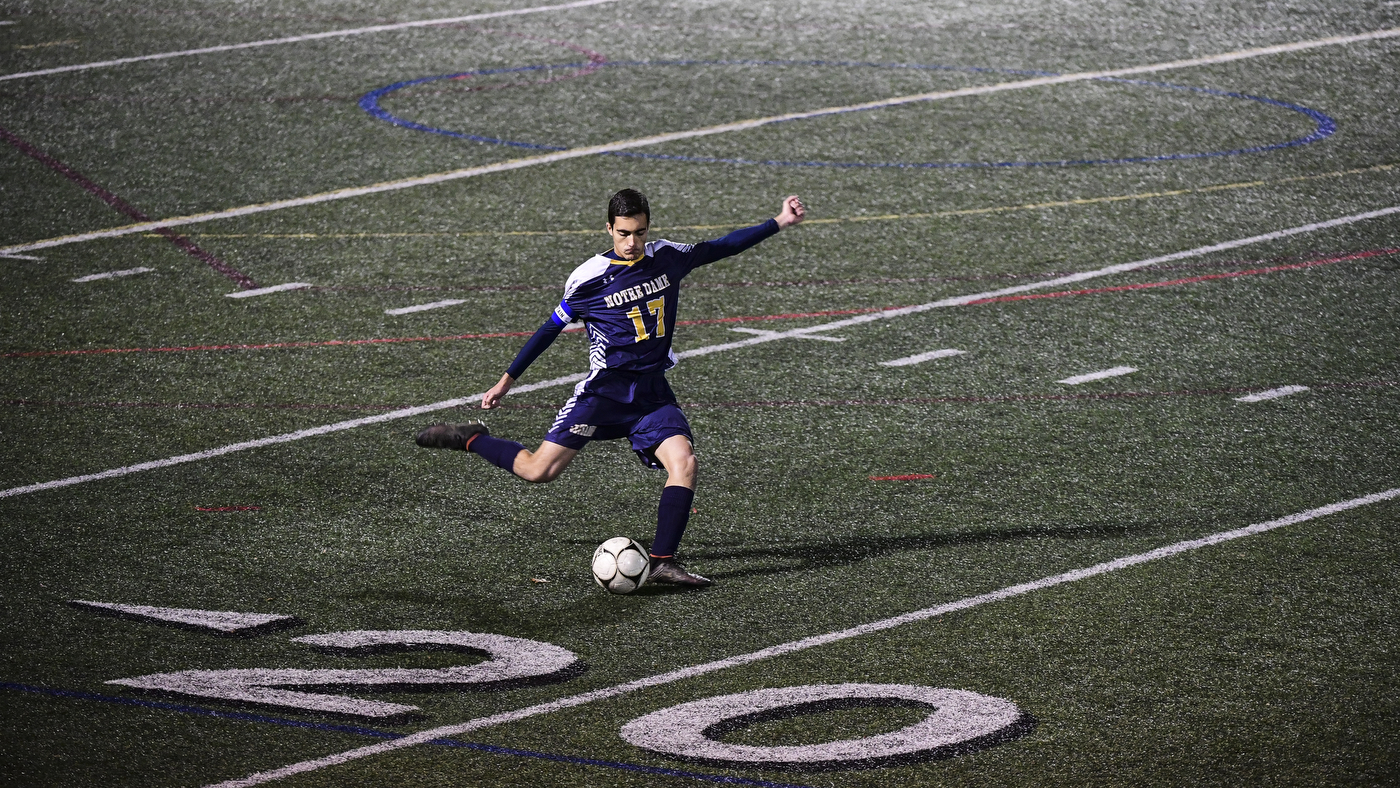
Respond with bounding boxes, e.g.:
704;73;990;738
1;0;1398;785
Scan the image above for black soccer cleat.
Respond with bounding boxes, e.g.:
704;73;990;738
648;557;713;588
415;422;489;451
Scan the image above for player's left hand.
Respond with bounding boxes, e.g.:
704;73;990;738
775;195;806;229
481;373;514;409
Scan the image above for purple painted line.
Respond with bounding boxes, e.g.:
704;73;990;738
0;682;813;788
0;125;258;289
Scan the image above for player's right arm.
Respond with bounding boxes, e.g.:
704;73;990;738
481;300;576;409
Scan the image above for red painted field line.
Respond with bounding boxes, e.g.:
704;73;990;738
0;125;259;289
195;506;261;512
869;473;936;481
0;311;878;358
965;248;1400;305
4;247;1391;359
6;381;1393;413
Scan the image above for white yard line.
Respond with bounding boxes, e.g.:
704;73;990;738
1057;366;1138;384
0;372;586;500
2;205;1397;501
385;299;466;316
69;601;295;633
0;0;619;83
4;28;1399;257
880;348;966;367
1235;385;1310;402
225;282;311;298
71;266;153;282
206;486;1400;787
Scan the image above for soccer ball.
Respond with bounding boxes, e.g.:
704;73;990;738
592;537;651;594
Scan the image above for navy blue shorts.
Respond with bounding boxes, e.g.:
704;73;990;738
543;371;692;468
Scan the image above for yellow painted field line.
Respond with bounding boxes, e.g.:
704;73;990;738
164;162;1396;240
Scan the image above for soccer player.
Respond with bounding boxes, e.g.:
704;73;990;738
416;189;806;587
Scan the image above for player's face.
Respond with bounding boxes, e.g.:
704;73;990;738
607;214;649;260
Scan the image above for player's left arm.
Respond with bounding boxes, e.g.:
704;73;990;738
685;195;806;268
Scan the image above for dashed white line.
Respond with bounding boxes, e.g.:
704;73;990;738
0;0;619;83
225;282;311;299
1057;366;1138;384
1235;385;1310;402
71;266;153;282
205;486;1400;787
384;299;466;316
4;29;1400;256
2;205;1397;500
0;252;43;260
880;348;966;367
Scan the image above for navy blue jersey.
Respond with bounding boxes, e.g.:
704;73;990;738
506;220;779;381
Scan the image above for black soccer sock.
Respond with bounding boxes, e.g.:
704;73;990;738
650;485;695;558
469;434;526;474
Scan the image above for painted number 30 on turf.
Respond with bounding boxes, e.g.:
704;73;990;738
108;626;1028;767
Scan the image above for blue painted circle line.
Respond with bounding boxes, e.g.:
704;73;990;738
359;59;1336;168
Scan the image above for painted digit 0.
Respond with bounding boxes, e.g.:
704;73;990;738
620;683;1031;769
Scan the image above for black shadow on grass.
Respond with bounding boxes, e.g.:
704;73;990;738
653;697;1037;772
569;519;1174;581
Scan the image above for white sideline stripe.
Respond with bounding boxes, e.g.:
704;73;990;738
71;266;153;282
0;373;586;500
672;204;1400;359
4;28;1399;257
729;327;845;341
880;348;966;367
0;0;619;83
207;486;1400;787
1057;366;1138;384
1235;385;1310;402
1;204;1397;501
225;282;311;298
385;299;466;316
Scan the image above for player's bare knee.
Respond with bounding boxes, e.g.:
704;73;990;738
668;453;697;486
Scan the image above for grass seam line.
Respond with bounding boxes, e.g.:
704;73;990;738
4;29;1399;256
204;487;1400;788
1;206;1394;499
0;0;619;83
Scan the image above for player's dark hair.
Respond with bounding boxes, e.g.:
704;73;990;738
608;189;650;225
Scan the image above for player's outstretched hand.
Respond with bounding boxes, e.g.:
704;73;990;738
481;373;514;410
775;195;806;229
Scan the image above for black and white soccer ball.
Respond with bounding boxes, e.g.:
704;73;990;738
592;537;651;594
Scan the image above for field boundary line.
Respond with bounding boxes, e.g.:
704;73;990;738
207;486;1400;787
1;204;1395;499
0;0;619;83
5;28;1399;256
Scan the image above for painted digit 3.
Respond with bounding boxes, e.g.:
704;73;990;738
108;630;581;721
